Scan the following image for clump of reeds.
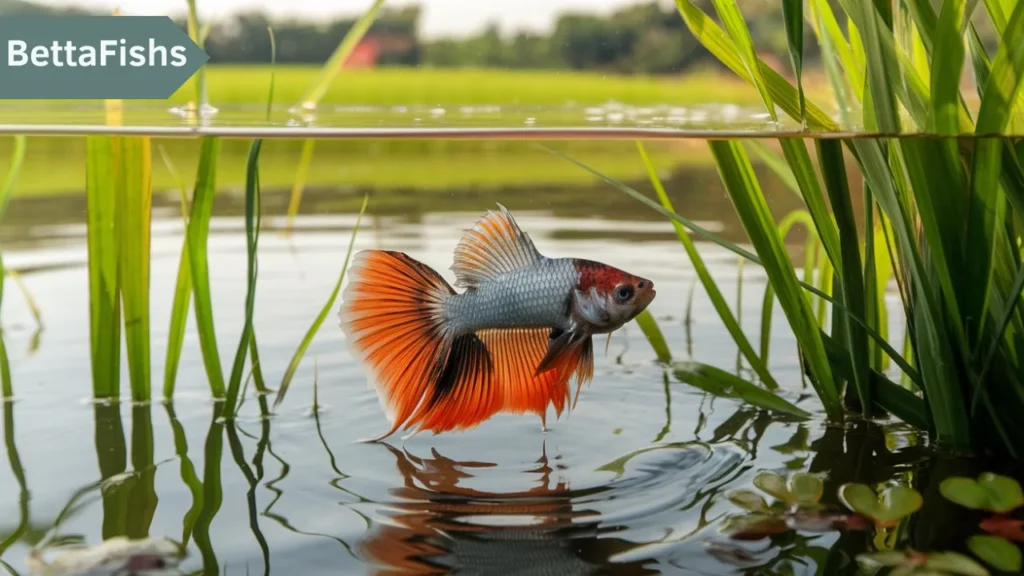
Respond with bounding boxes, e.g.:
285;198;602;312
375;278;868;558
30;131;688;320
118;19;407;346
557;0;1024;459
75;0;379;413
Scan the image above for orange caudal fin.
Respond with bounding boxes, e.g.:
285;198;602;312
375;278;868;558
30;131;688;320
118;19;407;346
339;249;457;440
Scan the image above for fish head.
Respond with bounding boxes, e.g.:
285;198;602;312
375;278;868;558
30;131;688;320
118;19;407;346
574;260;656;333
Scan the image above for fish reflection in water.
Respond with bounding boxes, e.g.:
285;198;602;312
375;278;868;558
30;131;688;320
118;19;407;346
358;443;660;575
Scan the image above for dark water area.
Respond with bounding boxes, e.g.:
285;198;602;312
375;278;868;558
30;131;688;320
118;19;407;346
0;149;1017;576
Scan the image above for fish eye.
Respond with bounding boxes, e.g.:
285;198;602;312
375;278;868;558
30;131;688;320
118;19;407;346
615;284;634;303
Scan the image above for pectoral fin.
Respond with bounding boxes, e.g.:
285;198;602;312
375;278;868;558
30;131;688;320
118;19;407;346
536;323;589;364
535;328;594;412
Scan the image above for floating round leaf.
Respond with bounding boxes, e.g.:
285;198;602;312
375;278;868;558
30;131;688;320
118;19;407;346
924;551;991;576
941;477;990;510
967;535;1022;573
728;489;771;513
880;486;924;523
753;471;791;502
788;472;824;505
941;473;1024;514
978;473;1024;514
839;483;922;527
839;483;881;518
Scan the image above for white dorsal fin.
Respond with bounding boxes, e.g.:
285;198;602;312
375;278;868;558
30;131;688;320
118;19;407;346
451;204;542;288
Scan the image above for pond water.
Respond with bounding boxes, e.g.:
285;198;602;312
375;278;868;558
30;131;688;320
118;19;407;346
0;141;964;575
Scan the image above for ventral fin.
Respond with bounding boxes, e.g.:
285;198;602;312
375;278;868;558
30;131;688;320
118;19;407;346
451;203;542;289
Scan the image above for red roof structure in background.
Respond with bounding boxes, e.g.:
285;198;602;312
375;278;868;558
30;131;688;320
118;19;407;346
343;38;380;69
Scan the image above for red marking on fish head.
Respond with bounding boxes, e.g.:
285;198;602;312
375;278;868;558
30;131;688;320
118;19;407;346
574;259;656;317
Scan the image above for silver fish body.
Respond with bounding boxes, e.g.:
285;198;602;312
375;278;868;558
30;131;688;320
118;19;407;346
443;257;578;335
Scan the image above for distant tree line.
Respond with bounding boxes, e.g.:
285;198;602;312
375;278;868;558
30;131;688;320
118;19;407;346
0;0;1002;75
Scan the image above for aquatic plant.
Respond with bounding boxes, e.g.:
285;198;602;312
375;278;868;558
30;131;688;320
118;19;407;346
856;549;990;576
838;482;923;528
554;0;1024;460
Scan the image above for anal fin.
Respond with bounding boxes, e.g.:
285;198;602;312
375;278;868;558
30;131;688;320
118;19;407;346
396;327;596;436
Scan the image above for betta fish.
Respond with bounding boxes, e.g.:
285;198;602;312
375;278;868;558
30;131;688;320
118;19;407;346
339;204;656;439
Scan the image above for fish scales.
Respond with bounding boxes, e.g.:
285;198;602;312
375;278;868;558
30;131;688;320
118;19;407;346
444;257;578;335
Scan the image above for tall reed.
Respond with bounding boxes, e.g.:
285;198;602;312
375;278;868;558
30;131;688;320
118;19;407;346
283;0;386;234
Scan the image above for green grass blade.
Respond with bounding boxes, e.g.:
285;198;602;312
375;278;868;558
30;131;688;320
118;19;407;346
709;0;777;121
115;137;153;402
931;0;968;133
157;146;193;400
85;136;121;400
708;139;842;419
0;316;10;399
984;0;1013;36
673;0;838;130
979;261;1024;384
637;141;778;389
191;404;224;575
781;0;805;124
0;136;26;222
546;143;920;384
846;0;901;132
812;0;853;128
265;26;276;122
184;0;206;109
283;139;315;235
672;361;812;419
745;141;800;195
819;330;928;429
273;194;369;409
976;0;1024;135
635;309;671;363
165;404;203;546
808;0;864;104
779;139;843;270
223;139;263;417
187;137;225;398
817;140;871;414
298;0;385;108
966;138;1005;347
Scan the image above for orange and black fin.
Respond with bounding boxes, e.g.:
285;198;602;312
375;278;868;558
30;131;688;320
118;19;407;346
407;332;503;434
536;327;588;376
338;249;456;440
571;336;595;411
406;328;595;435
451;203;541;289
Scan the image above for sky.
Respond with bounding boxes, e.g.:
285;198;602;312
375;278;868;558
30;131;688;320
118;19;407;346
32;0;650;39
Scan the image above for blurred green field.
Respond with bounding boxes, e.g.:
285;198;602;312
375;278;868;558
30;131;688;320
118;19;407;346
2;66;825;197
171;66;783;106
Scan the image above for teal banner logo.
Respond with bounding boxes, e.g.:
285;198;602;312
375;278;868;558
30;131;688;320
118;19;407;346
0;16;209;99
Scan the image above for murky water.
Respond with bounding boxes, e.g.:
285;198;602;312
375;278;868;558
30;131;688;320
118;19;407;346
0;153;940;575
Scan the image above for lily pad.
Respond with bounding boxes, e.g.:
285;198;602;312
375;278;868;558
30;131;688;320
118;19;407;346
940;473;1024;514
727;489;770;513
838;483;923;527
925;551;991;576
751;470;823;506
968;535;1022;573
